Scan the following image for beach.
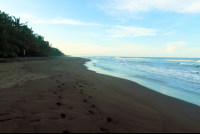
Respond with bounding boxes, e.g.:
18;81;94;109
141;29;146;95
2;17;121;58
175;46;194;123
0;56;200;133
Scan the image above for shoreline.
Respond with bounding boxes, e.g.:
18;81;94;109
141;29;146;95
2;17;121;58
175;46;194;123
84;58;200;107
0;56;200;133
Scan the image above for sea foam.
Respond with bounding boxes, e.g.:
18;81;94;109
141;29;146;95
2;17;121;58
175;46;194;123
84;56;200;106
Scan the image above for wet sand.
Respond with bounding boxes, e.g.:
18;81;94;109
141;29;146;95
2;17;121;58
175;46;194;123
0;56;200;133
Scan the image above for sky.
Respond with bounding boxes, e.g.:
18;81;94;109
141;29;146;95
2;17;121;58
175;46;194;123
1;0;200;57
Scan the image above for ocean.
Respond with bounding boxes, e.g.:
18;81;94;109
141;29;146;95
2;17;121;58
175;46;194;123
83;57;200;106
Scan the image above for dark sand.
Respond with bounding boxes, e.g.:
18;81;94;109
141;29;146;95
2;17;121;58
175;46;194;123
0;56;200;133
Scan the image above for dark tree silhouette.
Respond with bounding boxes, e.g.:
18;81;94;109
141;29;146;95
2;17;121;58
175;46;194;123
0;10;65;58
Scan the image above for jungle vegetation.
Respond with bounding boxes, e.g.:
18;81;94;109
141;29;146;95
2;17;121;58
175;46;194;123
0;10;65;58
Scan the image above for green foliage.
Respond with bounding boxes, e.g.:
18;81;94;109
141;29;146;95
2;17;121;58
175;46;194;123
0;52;16;58
0;10;65;58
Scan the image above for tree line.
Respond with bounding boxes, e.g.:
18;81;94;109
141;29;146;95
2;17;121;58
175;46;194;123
0;10;65;58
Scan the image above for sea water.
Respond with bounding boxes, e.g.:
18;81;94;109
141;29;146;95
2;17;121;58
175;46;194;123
83;57;200;106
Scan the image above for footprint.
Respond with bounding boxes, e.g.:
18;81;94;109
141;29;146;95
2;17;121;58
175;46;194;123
100;127;109;133
56;102;62;106
91;104;96;108
107;117;113;122
83;99;88;103
30;119;41;122
61;113;65;119
88;110;95;115
14;117;26;119
0;118;11;122
58;96;62;99
68;106;74;110
0;113;9;116
53;92;57;94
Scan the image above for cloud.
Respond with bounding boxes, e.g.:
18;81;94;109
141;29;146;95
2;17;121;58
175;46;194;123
107;25;156;37
164;30;175;36
166;41;188;53
20;14;33;19
31;17;100;26
98;0;200;15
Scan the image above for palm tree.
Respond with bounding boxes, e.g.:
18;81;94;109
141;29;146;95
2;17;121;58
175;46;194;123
0;25;20;55
0;10;65;57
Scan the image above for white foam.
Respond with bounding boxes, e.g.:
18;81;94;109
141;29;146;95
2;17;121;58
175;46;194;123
84;58;200;106
166;60;194;62
180;63;194;66
115;57;148;60
88;56;200;85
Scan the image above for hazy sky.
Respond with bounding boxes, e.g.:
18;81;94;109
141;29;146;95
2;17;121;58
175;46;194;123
1;0;200;57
